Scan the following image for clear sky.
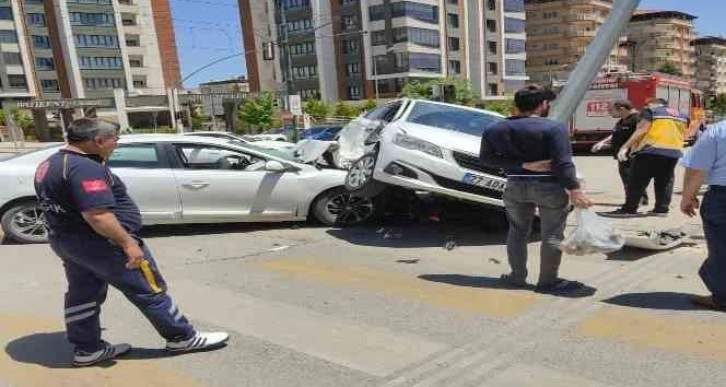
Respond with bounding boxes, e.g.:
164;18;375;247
171;0;724;89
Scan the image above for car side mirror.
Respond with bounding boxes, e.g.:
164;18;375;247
265;160;287;172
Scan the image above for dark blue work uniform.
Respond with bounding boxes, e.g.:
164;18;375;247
34;149;194;352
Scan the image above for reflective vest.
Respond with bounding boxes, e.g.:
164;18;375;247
635;106;688;154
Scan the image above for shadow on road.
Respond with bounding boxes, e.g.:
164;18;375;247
327;224;508;249
418;274;597;299
606;247;663;261
139;222;304;238
603;292;702;311
4;331;178;369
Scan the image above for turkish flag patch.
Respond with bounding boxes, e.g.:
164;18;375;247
35;161;50;183
81;179;110;193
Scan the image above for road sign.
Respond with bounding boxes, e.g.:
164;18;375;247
288;95;302;116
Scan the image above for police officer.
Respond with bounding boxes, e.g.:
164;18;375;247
604;98;688;217
681;119;726;312
34;118;229;367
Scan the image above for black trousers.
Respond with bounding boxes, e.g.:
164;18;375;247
623;153;677;213
618;160;648;204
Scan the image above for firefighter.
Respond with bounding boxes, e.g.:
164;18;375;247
603;98;689;217
34;118;229;367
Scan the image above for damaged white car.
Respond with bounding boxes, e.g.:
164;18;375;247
338;99;509;208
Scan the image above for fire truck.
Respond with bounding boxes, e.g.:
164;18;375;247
568;72;705;147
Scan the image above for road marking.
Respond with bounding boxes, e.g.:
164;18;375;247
256;259;544;318
578;307;726;361
172;279;446;377
0;313;202;387
484;363;614;387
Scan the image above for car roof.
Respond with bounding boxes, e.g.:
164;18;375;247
389;98;506;118
119;133;238;146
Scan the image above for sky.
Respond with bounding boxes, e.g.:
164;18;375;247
171;0;724;89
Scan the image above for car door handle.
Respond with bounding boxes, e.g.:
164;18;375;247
182;181;210;190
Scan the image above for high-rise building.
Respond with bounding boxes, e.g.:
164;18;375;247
626;10;696;78
692;36;726;98
524;0;627;83
0;0;180;105
239;0;528;102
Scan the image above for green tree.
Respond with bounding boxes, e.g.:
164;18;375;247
303;99;329;120
238;93;275;131
11;108;33;131
363;99;377;112
332;101;358;118
480;100;514;116
708;94;726;117
400;78;477;106
658;62;683;76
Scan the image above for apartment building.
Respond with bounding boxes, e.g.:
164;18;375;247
627;10;696;78
524;0;628;83
0;0;180;105
692;36;726;98
239;0;528;102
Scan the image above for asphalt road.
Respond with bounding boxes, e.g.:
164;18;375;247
1;156;724;387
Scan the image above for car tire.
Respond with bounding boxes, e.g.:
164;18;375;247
1;200;48;244
344;152;386;197
312;188;376;226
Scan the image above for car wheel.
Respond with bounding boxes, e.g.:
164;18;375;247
313;188;376;226
1;201;48;244
345;152;385;197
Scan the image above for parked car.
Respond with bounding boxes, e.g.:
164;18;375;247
0;135;375;244
341;99;509;207
301;126;344;141
185;131;295;151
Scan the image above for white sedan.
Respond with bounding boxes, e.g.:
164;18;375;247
0;135;375;243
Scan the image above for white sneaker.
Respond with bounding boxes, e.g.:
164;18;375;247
72;342;131;367
165;331;229;353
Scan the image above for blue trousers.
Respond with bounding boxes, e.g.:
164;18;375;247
700;188;726;307
50;234;195;352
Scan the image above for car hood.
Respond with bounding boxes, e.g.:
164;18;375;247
385;121;482;155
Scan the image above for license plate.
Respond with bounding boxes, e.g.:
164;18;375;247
462;173;506;191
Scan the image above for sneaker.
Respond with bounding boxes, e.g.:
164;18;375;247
599;209;638;218
166;331;229;353
72;342;131;367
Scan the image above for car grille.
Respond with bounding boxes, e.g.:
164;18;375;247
452;151;507;178
430;174;504;200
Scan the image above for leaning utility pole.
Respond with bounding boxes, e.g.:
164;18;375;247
550;0;642;123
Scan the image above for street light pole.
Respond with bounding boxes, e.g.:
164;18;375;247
373;55;379;103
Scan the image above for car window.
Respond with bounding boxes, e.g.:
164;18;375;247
174;144;266;171
406;102;502;136
364;102;402;122
107;144;161;169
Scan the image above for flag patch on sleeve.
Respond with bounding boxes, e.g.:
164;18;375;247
81;179;110;193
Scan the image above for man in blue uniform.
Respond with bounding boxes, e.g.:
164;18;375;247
480;85;593;295
34;118;229;367
681;120;726;312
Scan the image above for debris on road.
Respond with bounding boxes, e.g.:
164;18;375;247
396;259;420;264
489;258;501;265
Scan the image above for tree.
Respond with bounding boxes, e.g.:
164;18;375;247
658;62;683;76
480;100;514;116
303;99;329;120
363;99;377;112
238;93;274;131
400;78;477;106
708;94;726;117
332;101;358;118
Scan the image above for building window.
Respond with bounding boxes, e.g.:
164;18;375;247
75;34;120;48
504;80;525;93
374;52;441;74
342;39;359;54
373;27;440;48
69;12;115;26
292;64;317;80
371;1;439;24
281;18;313;35
290;42;315;56
79;56;124;70
278;0;311;11
3;52;22;65
505;39;525;54
125;35;140;47
487;62;498;74
133;78;146;88
449;60;461;74
447;0;458;4
341;15;358;31
68;0;112;3
486;20;496;33
0;7;13;21
0;30;18;43
504;18;525;33
26;13;46;26
488;83;498;95
447;13;459;28
84;77;124;90
129;57;143;67
543;11;559;19
346;63;361;75
41;79;60;92
503;0;524;12
487;0;496;11
347;86;362;100
505;59;526;75
488;41;497;54
8;75;28;89
32;35;51;49
408;53;441;72
448;37;460;51
35;57;55;70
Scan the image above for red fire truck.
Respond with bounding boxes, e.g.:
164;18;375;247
569;72;705;147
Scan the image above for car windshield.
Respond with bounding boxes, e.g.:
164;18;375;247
406;101;502;136
238;143;299;163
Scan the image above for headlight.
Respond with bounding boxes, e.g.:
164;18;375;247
393;133;444;158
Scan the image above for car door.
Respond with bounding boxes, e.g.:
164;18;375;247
169;142;301;222
106;142;181;224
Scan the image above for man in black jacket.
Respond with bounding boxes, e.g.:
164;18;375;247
480;85;592;294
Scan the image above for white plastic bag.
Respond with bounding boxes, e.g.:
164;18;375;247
560;209;625;255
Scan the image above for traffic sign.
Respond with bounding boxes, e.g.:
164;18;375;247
288;95;302;116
